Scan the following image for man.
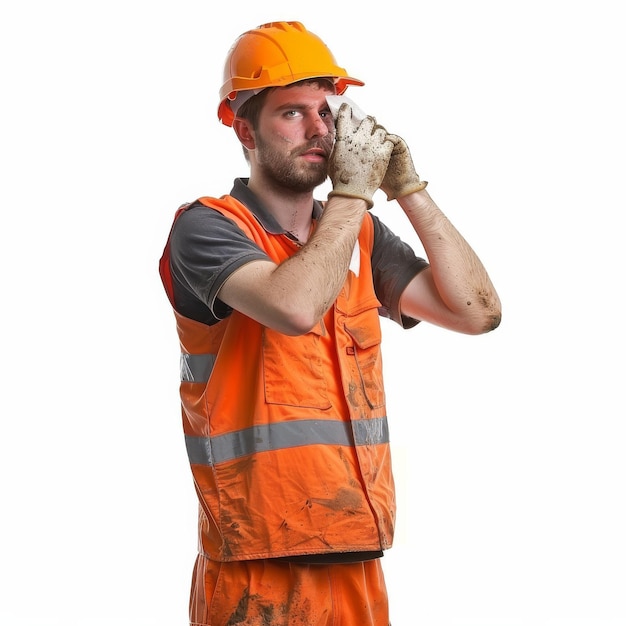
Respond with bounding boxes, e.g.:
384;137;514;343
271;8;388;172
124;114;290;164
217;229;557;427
159;20;501;626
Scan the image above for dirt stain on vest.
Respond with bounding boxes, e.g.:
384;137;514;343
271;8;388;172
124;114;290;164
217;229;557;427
346;380;361;409
311;486;362;512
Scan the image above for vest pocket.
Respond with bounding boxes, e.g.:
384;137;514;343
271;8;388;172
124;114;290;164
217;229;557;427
262;325;332;409
344;308;386;410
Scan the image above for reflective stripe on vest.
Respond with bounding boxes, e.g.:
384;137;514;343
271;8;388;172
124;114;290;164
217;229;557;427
180;352;216;383
185;417;389;466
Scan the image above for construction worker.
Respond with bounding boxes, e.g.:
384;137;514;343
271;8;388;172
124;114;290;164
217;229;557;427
159;21;501;626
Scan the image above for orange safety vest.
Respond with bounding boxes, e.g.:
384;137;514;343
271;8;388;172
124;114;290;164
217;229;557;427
159;195;396;561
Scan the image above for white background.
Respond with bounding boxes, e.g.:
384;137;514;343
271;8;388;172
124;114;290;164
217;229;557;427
1;1;625;625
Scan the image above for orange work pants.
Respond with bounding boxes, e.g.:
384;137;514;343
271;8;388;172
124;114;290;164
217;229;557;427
189;554;390;625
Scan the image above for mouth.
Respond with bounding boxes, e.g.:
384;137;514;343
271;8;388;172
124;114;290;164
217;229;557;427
298;144;331;162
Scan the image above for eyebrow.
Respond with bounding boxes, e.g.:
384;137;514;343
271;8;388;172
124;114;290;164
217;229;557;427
275;102;331;113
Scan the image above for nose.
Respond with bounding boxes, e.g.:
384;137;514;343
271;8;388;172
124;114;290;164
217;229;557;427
306;113;332;139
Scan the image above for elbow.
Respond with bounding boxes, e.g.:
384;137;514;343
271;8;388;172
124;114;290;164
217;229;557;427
488;309;502;332
466;288;502;335
464;303;502;335
278;320;317;336
470;312;502;335
273;305;323;336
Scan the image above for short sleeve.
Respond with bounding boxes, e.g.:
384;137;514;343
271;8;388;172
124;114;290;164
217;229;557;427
169;204;270;325
370;214;429;328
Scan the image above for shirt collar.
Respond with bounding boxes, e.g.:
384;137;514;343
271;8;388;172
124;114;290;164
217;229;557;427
229;177;324;235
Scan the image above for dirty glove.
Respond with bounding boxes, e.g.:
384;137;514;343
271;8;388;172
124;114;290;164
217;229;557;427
328;103;394;209
380;134;428;201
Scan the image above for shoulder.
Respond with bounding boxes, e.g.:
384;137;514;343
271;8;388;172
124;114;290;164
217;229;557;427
170;201;253;249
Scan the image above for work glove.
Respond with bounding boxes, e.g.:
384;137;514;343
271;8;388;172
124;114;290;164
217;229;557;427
327;103;394;209
380;134;428;201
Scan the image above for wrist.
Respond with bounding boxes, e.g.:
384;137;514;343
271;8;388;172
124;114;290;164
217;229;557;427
327;190;373;210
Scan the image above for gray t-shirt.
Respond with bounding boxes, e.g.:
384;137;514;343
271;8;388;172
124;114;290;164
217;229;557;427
168;178;428;328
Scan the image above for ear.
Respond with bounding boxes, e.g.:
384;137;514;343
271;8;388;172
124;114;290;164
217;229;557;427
232;118;256;150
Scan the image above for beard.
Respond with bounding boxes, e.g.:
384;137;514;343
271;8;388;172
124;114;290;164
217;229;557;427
254;132;332;193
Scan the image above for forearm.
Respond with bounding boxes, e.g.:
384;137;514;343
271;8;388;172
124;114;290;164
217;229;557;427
220;196;367;335
278;196;367;329
398;189;502;332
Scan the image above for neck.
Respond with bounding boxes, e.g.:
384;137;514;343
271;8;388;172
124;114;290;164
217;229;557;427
247;175;317;243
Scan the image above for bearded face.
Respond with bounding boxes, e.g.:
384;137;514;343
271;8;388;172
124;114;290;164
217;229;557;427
241;81;337;194
253;128;334;193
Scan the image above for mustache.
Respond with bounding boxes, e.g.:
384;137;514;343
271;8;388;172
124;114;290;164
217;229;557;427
295;137;335;158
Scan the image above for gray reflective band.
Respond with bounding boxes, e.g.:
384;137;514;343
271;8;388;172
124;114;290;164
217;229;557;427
180;353;216;383
185;417;389;466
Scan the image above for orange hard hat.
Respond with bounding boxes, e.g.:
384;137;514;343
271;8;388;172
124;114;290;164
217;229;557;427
217;21;364;126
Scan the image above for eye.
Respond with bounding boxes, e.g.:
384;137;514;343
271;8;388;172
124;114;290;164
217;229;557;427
285;110;302;119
